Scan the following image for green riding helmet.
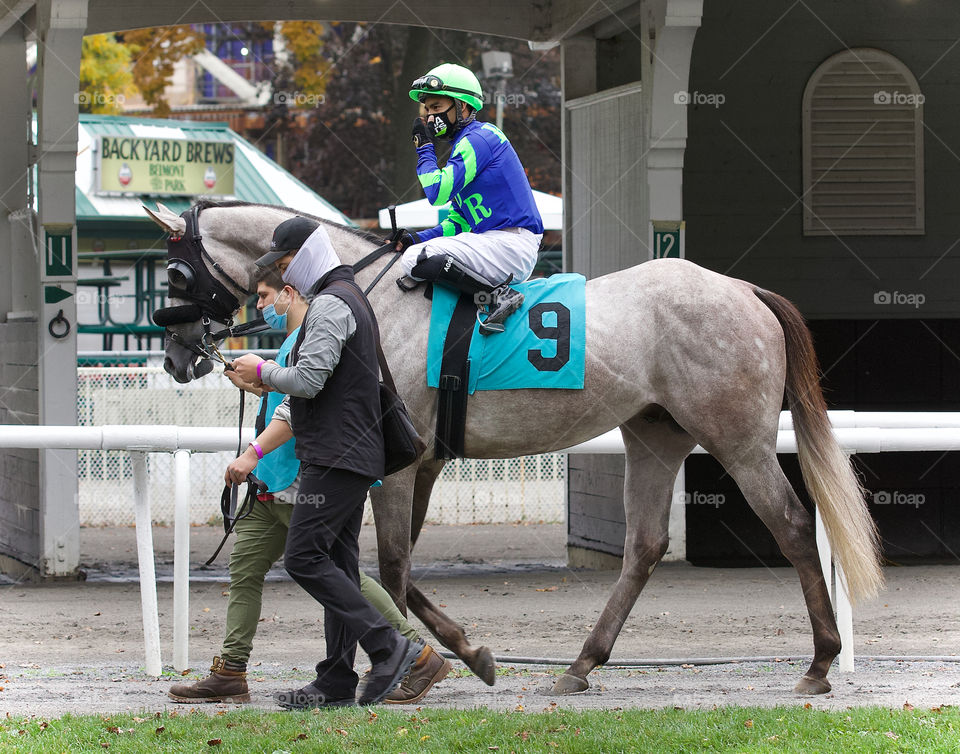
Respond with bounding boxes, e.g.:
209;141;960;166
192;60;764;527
408;63;484;112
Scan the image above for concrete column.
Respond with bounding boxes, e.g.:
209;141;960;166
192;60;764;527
560;31;596;273
646;0;702;562
0;14;32;319
646;0;702;231
34;0;86;576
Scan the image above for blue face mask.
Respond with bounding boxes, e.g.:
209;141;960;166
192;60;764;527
262;290;289;330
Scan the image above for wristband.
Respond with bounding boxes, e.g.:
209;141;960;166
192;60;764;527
248;441;264;460
256;360;264;380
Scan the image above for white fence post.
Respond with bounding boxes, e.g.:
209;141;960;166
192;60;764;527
131;451;162;677
173;449;191;672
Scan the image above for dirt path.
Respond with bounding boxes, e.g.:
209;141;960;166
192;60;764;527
1;524;958;716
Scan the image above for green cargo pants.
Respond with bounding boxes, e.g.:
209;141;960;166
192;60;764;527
221;497;419;664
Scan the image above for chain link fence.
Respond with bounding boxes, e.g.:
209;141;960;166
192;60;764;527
77;367;565;527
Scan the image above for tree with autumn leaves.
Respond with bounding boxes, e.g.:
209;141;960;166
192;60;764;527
272;23;561;219
77;22;560;220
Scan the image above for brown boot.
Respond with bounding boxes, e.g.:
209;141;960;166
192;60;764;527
384;644;452;704
167;656;251;703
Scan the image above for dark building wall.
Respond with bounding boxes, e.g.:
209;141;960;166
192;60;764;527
683;1;960;565
0;322;40;570
684;0;960;318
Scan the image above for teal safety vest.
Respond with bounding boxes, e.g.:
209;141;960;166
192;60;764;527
253;326;301;494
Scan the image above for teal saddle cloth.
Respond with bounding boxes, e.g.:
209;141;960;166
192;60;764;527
427;273;586;394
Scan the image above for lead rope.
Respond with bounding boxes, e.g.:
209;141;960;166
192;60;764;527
204;384;253;565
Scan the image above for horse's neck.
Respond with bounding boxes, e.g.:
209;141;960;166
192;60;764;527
203;206;383;294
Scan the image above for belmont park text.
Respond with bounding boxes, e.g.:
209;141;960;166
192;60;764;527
99;136;235;164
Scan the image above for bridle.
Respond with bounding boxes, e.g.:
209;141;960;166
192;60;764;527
153;204;269;368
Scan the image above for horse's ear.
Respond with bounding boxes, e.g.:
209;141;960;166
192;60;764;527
143;203;186;235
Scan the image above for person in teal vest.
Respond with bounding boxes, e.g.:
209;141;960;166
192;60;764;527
169;258;450;705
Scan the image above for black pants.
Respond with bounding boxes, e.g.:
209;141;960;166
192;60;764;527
284;464;397;696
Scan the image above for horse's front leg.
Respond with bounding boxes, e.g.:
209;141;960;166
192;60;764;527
370;465;418;614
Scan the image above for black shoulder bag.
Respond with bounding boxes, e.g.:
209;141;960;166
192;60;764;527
331;281;427;476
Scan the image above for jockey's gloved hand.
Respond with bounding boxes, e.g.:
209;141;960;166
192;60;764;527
411;117;431;149
394;230;420;253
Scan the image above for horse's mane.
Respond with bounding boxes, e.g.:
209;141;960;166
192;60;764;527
192;199;384;247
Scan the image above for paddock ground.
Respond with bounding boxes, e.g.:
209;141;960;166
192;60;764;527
1;523;957;716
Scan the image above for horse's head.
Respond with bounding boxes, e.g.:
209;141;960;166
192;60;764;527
145;201;388;383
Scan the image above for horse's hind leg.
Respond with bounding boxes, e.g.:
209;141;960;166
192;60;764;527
553;411;695;694
403;458;498;685
720;453;840;694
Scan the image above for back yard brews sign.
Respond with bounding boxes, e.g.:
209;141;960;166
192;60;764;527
97;136;235;196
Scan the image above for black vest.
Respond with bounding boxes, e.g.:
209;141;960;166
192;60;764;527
289;266;385;479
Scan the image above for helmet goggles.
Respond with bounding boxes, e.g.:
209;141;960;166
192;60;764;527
411;75;483;104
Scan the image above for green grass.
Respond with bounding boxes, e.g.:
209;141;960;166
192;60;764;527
1;705;957;753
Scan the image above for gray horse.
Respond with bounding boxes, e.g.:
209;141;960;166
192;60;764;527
147;200;883;697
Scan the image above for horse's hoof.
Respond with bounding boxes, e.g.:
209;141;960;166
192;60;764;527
550;673;589;695
794;675;831;695
466;646;496;686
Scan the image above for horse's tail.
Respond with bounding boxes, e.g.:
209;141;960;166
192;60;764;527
753;286;883;604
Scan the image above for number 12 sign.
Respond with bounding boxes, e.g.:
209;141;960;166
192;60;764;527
651;220;684;260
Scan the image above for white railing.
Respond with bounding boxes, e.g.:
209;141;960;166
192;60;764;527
3;412;960;677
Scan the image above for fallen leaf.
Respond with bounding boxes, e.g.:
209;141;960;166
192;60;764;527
536;586;558;592
885;732;900;740
744;719;754;729
207;738;222;746
203;608;211;613
293;733;307;740
903;701;914;711
155;726;165;734
804;703;812;709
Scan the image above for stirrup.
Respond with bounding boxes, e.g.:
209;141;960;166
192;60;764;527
477;310;505;335
396;275;421;292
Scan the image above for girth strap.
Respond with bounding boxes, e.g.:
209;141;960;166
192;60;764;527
435;294;476;460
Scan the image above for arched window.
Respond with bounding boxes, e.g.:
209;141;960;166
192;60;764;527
802;48;924;235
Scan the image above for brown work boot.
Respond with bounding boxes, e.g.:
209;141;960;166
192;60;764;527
384;644;452;704
167;656;251;703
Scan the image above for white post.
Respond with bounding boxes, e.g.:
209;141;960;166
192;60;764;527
815;505;832;602
131;451;162;677
836;563;854;672
172;449;191;672
664;463;686;562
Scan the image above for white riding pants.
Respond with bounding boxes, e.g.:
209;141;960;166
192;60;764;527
400;228;542;284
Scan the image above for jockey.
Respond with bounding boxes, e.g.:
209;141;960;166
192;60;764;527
395;62;544;333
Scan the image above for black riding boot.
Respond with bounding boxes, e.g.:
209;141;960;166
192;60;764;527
406;252;524;334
